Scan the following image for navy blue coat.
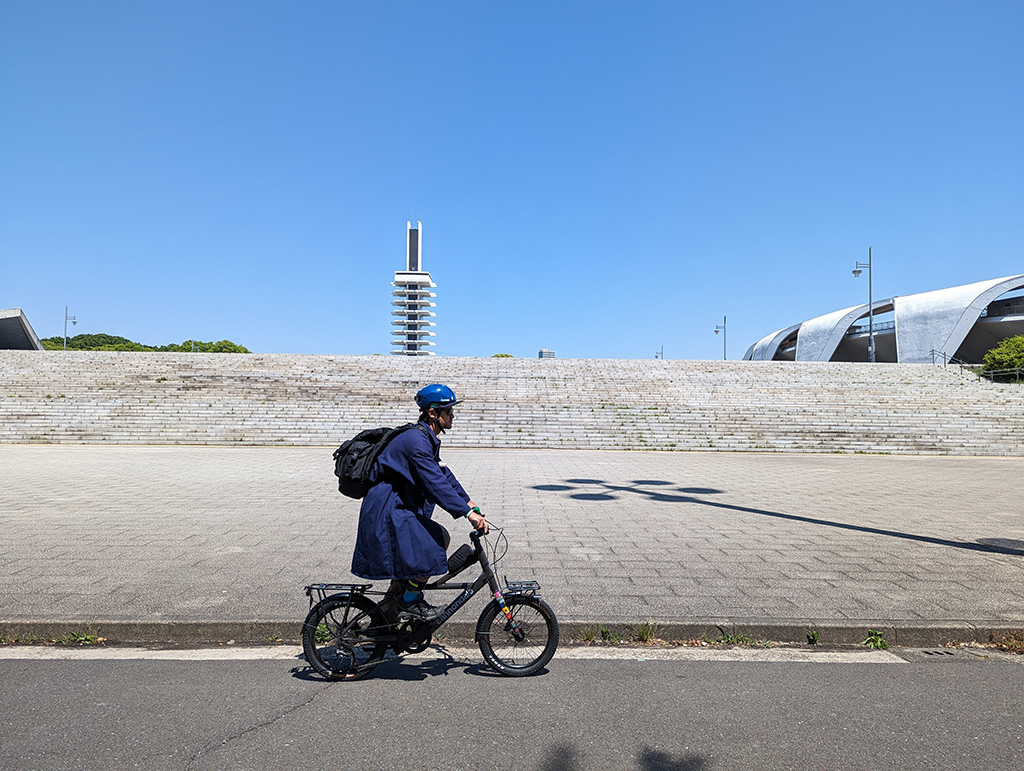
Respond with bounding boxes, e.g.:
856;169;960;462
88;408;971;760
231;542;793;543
351;422;472;580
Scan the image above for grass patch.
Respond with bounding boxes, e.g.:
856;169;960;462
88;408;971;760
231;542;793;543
600;627;623;644
0;630;43;645
712;626;765;646
861;629;890;650
991;631;1024;654
1;628;105;646
314;621;333;644
576;625;627;645
629;620;659;644
58;629;104;646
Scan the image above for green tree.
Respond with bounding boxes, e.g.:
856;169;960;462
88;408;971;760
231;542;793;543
40;333;147;350
982;335;1024;373
39;334;249;353
158;340;249;353
491;353;514;358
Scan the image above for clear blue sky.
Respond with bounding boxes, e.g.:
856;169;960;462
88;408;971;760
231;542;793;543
2;1;1022;359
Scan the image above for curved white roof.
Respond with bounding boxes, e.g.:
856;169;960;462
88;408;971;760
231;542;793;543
744;274;1024;363
0;309;43;350
794;304;869;362
744;323;801;362
894;275;1024;363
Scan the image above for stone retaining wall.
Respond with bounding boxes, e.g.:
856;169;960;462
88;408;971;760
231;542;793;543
2;351;1022;454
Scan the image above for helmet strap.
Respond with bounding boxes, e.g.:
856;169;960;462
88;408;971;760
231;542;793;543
425;408;445;435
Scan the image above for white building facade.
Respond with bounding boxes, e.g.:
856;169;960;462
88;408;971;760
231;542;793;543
391;221;437;356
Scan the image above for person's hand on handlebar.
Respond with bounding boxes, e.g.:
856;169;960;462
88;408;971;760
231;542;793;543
467;505;489;534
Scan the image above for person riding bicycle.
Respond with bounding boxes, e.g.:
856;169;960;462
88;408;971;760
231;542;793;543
351;383;488;622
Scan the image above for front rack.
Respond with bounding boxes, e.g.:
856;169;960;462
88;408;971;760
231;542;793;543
504;580;541;597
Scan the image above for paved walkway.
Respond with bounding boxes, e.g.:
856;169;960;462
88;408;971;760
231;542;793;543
2;446;1023;645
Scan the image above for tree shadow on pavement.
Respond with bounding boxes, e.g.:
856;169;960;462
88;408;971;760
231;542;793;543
530;479;1024;558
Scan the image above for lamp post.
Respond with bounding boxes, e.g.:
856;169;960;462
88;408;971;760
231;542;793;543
852;247;875;363
714;316;727;360
654;346;664;360
63;306;77;351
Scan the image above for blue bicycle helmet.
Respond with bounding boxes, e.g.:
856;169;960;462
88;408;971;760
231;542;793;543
415;383;462;411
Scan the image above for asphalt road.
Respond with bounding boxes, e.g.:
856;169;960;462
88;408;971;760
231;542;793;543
1;646;1022;771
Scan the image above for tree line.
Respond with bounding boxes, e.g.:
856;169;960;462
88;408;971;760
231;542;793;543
40;333;249;353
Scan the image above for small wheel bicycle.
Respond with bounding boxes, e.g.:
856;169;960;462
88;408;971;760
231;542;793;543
301;528;558;680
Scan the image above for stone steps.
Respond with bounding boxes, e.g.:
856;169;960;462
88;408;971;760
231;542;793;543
1;351;1022;455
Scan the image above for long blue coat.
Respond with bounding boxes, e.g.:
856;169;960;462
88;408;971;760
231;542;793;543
351;422;472;580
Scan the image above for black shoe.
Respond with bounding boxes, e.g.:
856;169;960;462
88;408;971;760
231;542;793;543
396;597;441;622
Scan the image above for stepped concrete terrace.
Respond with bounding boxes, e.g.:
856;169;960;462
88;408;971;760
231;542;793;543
1;351;1023;454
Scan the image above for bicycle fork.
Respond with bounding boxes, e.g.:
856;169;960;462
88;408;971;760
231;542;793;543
469;531;528;642
492;587;526;641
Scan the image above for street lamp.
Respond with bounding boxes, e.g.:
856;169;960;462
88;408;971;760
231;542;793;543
714;316;727;360
654;346;664;360
853;247;875;363
63;306;77;351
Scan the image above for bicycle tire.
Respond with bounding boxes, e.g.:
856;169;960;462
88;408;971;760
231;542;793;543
301;593;389;681
476;595;559;676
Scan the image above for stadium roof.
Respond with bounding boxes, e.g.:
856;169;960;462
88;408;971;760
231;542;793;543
0;308;44;350
744;275;1024;364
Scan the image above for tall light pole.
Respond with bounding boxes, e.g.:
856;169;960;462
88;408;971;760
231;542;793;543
63;306;77;351
714;316;727;360
852;247;874;362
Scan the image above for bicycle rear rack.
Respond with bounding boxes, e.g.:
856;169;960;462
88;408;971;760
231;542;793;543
304;583;373;607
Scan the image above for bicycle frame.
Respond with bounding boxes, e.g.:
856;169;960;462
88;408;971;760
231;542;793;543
304;530;542;655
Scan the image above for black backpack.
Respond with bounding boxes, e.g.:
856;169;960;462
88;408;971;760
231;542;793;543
332;423;431;499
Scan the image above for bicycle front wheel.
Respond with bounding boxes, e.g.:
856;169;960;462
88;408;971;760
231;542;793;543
301;593;388;681
476;595;559;677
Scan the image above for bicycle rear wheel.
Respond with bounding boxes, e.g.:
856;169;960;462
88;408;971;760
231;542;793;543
476;595;559;676
301;593;388;680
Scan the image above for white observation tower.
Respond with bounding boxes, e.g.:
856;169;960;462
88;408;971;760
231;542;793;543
391;220;437;355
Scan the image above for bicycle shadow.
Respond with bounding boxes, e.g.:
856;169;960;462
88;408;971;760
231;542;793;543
291;646;553;683
530;478;1024;558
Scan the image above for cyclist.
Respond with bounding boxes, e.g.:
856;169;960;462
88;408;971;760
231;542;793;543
351;383;488;622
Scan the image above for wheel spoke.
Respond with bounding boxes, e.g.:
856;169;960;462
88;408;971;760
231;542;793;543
302;594;389;680
478;596;558;676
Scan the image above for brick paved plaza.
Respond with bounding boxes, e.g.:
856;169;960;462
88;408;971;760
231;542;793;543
2;445;1022;643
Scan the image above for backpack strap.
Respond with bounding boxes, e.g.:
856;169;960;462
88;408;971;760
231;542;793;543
379;423;438;476
413;423;437;459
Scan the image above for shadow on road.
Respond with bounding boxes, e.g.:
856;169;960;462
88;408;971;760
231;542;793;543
292;645;553;683
540;743;710;771
531;478;1024;558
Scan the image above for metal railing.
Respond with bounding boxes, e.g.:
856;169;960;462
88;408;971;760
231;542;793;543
846;320;896;336
930;349;1022;383
929;350;982;378
978;367;1024;383
980;300;1024;318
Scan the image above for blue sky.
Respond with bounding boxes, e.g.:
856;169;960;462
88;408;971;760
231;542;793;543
2;1;1022;359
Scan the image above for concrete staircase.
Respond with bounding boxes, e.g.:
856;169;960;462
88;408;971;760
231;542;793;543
2;351;1022;455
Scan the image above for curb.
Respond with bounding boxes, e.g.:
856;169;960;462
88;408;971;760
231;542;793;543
3;619;1023;648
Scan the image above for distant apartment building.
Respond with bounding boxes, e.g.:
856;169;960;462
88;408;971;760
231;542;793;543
391;221;437;356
